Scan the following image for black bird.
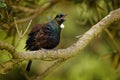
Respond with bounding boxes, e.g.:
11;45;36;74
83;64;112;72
25;13;66;72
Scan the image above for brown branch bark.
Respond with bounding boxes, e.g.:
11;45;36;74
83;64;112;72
0;8;120;74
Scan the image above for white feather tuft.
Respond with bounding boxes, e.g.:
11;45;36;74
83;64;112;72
60;24;64;28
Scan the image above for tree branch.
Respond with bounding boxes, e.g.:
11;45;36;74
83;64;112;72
0;41;18;58
0;8;120;74
18;8;120;60
0;59;21;74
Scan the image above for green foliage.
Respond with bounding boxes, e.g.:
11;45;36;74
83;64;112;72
68;56;116;80
0;2;6;8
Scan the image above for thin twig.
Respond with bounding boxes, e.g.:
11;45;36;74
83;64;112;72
22;19;32;37
32;59;66;80
14;19;32;48
14;17;22;37
12;5;35;13
104;29;120;53
0;59;21;74
11;0;60;25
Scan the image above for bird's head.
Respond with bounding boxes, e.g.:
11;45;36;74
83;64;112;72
55;13;66;25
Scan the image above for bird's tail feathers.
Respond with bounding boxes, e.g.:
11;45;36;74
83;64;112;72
26;60;32;72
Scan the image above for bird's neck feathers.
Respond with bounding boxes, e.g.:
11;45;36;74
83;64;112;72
54;18;64;25
51;19;61;29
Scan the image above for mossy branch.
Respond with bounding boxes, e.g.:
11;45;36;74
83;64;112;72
0;8;120;74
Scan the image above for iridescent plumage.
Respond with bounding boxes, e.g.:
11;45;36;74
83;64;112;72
25;13;66;72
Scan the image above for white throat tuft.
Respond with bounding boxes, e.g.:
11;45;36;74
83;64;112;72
60;24;64;28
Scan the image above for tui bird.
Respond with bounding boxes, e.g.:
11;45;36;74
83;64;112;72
25;13;66;72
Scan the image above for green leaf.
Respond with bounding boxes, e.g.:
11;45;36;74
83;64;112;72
0;2;7;8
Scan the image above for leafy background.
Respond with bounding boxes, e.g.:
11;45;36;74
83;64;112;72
0;0;120;80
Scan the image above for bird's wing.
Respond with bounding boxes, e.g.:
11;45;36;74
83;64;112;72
34;24;52;48
29;24;44;35
25;24;44;50
25;24;51;50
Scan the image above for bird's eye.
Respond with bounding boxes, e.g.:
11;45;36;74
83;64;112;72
60;15;63;17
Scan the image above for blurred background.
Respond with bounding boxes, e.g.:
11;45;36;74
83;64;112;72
0;0;120;80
